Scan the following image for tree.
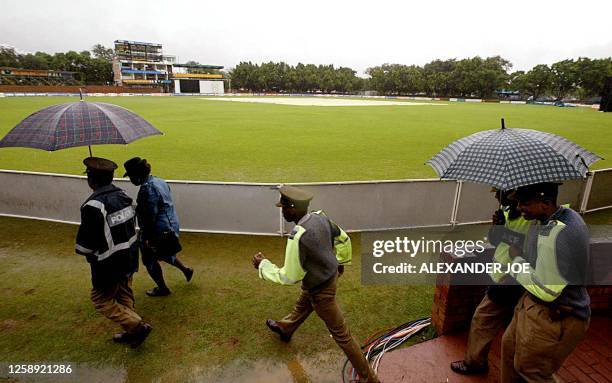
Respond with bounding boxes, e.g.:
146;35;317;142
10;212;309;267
18;53;49;70
228;62;255;90
423;59;457;96
229;61;363;93
182;60;222;75
575;57;612;98
0;47;19;67
92;44;114;62
551;59;578;100
450;56;510;98
511;64;552;100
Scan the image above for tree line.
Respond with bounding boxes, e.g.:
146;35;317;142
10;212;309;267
230;62;365;93
2;43;611;99
230;56;612;100
367;57;511;98
0;44;114;85
510;58;612;100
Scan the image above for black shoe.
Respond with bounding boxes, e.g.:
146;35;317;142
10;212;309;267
450;360;488;375
130;322;152;348
112;332;132;343
146;287;171;297
266;319;292;342
184;268;194;282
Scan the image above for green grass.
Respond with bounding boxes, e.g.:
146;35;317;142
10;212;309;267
0;97;610;182
0;216;433;382
1;209;610;381
1;97;611;381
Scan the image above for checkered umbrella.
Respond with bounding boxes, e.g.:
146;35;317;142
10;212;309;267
0;100;162;154
427;120;601;190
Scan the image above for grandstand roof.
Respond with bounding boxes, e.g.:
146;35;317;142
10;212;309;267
174;63;224;70
114;40;162;47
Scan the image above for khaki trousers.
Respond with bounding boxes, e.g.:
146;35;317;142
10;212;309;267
91;275;142;333
276;274;380;383
501;294;589;383
465;294;516;368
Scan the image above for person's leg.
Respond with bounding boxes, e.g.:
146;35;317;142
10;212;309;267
166;255;193;281
146;260;170;293
90;282;142;333
501;295;523;383
112;276;137;343
312;276;379;383
464;294;516;367
142;245;170;294
115;275;136;310
274;290;314;337
512;296;589;383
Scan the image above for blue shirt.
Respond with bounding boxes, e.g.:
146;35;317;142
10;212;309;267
136;175;180;238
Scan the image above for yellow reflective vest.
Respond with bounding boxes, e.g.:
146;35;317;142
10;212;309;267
489;209;532;283
508;220;570;302
259;210;352;286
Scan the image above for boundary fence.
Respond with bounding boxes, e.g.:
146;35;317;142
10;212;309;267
0;169;610;235
0;92;600;109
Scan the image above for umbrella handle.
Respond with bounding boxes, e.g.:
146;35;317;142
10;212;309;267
576;154;588;170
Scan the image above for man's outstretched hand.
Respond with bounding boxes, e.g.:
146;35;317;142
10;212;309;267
252;252;266;269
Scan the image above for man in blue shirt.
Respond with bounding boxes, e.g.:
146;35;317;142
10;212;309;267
124;157;194;297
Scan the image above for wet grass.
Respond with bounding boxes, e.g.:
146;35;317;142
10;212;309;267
0;216;433;382
0;96;610;182
1;208;610;381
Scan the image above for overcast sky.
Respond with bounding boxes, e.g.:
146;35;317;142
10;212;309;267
1;0;611;76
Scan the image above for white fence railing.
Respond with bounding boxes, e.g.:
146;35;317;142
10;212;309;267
0;169;610;235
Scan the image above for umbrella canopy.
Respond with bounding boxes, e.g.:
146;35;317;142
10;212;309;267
427;121;601;190
0;101;162;151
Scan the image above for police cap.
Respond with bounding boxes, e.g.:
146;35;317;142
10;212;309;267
83;157;118;173
276;185;314;208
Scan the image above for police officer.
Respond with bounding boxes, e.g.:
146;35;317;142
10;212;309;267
124;157;193;297
501;182;590;383
252;186;379;383
451;188;529;375
76;157;152;348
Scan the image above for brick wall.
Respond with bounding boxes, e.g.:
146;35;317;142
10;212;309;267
432;242;612;335
588;287;612;313
0;85;162;93
431;250;491;334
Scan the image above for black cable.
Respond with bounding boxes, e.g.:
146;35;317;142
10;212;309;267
341;357;350;383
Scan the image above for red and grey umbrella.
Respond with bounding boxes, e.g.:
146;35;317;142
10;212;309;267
0;94;162;155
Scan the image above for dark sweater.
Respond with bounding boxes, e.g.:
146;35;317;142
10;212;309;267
297;213;339;291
